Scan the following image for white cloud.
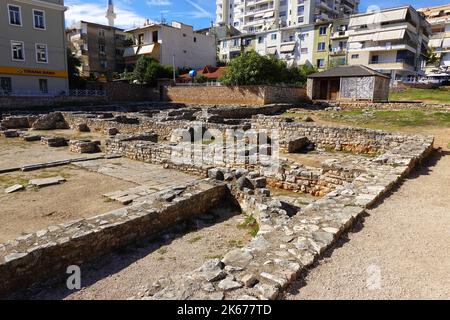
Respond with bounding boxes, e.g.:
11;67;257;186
147;0;172;5
65;1;149;29
185;0;213;19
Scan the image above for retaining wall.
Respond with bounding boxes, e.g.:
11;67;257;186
0;180;228;297
163;85;308;105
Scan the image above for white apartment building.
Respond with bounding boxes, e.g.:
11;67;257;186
124;21;216;70
216;0;359;33
219;25;314;65
418;4;450;81
347;6;430;83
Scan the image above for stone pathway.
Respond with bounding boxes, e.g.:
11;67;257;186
73;158;199;204
74;157;198;187
286;150;450;300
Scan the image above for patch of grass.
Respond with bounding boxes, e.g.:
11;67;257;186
237;214;259;237
206;255;223;260
187;236;203;244
0;176;28;188
157;247;168;255
321;109;450;130
390;87;450;104
228;239;244;248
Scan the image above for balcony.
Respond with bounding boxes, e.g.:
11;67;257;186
330;48;347;55
368;61;415;72
331;30;349;39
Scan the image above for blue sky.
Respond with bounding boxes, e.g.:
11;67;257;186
65;0;450;30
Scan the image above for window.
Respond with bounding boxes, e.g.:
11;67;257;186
298;16;304;23
99;44;106;54
371;55;379;64
100;60;107;68
33;10;45;29
271;33;277;40
351;54;359;59
319;26;327;35
301;47;308;54
194;37;197;43
232;39;239;46
317;42;326;51
11;41;24;61
297;6;304;15
35;44;48;63
258;36;264;44
8;5;21;26
317;59;325;68
99;29;105;37
138;33;144;45
1;77;12;94
152;31;158;43
39;79;48;94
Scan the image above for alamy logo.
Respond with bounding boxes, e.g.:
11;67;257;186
66;265;81;290
366;264;382;290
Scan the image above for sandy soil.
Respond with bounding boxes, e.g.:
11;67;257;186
286;133;450;300
0;166;136;242
14;206;252;300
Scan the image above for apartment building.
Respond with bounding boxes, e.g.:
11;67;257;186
67;21;129;80
311;18;349;71
418;4;450;80
218;25;314;65
123;21;216;70
216;0;359;33
347;6;430;83
0;0;69;95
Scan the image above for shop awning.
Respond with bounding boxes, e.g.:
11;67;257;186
266;47;277;55
349;33;373;42
443;38;450;48
428;38;443;48
372;29;405;41
280;44;295;53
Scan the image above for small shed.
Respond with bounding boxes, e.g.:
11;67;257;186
307;65;391;102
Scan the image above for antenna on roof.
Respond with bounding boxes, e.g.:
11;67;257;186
160;13;166;25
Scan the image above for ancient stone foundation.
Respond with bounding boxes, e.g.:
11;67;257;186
0;180;228;297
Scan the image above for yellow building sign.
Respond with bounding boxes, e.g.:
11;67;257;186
0;66;68;78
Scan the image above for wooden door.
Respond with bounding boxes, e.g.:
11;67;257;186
329;79;340;100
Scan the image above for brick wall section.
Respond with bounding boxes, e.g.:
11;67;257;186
0;180;228;297
163;85;308;105
104;82;159;102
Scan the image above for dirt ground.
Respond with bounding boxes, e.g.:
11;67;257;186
14;206;253;300
0;165;136;242
285;127;450;300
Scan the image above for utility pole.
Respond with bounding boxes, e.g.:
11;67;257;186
172;54;176;84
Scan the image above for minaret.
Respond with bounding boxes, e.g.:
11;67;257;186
106;0;116;27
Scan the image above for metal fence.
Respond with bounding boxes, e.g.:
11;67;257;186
175;81;222;87
0;89;106;97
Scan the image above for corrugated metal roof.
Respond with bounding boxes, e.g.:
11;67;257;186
308;65;391;79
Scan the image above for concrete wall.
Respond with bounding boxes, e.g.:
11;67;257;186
163;85;308;105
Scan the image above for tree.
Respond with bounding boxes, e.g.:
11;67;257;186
220;50;314;86
133;56;155;84
67;49;85;89
220;50;278;85
425;48;440;66
145;60;174;85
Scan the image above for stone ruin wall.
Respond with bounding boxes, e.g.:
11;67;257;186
0;180;228;297
251;115;425;155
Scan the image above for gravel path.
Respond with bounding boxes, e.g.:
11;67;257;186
286;148;450;300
